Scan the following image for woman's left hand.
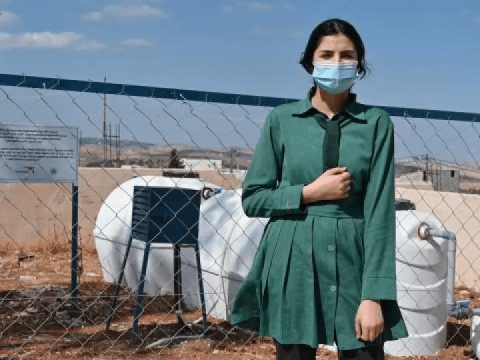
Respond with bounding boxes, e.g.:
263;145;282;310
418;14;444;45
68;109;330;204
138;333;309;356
355;300;384;342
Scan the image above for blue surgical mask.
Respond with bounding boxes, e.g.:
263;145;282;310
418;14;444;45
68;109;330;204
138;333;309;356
312;61;359;94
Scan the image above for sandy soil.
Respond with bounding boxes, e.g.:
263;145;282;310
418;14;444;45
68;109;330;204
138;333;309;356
0;245;477;360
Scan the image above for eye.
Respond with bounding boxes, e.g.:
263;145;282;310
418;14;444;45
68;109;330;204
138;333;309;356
341;52;356;60
316;53;332;61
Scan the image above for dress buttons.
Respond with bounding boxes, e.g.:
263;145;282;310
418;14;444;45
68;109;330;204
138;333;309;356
328;245;335;252
330;285;337;292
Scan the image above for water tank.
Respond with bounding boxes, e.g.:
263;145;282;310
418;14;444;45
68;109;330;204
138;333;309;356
385;211;449;356
94;176;267;321
471;308;480;358
94;176;209;305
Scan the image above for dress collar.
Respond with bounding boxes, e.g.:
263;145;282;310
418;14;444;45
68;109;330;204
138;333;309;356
292;87;367;122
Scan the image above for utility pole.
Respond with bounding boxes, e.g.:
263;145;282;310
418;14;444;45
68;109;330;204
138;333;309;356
109;123;112;165
116;124;121;168
103;76;107;164
425;154;429;182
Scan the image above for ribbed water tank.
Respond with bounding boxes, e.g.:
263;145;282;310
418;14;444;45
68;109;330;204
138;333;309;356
385;211;449;356
471;308;480;358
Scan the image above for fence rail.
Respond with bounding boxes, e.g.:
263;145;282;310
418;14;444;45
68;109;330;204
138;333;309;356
1;73;479;120
0;73;479;359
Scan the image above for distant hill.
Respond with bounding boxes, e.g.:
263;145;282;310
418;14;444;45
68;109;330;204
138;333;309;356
80;138;254;155
80;137;154;148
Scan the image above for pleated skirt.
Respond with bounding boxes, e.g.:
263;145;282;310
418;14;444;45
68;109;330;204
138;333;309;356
230;214;406;350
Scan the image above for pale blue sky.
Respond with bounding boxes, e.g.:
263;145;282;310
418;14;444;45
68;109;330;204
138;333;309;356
1;0;479;112
0;0;479;162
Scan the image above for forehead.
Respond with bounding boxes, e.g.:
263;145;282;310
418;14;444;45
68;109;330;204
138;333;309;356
315;34;356;52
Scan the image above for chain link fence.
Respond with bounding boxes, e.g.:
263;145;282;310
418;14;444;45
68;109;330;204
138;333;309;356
0;73;479;359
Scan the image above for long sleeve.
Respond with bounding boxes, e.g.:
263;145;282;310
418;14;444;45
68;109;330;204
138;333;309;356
361;113;397;301
242;113;305;218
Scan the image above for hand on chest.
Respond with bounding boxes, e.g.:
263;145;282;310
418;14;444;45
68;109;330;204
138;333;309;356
281;118;374;195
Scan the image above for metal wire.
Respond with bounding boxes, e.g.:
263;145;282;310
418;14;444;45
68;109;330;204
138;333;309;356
0;73;479;359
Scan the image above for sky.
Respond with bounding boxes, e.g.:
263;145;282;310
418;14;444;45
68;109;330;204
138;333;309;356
0;0;480;161
0;0;479;111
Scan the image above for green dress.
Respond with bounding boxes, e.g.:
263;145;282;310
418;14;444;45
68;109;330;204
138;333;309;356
230;88;409;350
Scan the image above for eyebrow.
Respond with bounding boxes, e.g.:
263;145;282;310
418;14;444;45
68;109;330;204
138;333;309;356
318;50;356;54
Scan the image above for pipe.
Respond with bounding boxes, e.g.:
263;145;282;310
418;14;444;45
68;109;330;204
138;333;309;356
445;230;457;315
418;223;463;317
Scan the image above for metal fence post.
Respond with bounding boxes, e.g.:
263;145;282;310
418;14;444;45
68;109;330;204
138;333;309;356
71;183;79;309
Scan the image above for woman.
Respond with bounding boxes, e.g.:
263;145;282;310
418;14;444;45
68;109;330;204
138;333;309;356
230;18;408;360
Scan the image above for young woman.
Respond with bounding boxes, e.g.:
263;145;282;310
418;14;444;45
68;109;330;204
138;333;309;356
230;18;408;360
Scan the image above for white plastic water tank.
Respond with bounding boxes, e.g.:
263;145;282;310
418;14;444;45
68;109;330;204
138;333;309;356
385;210;449;356
94;176;210;303
94;175;267;321
471;308;480;358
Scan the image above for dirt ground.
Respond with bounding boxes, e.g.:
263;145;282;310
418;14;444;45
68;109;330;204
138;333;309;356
0;242;477;360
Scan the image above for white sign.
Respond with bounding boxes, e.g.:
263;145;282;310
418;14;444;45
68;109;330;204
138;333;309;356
0;124;79;184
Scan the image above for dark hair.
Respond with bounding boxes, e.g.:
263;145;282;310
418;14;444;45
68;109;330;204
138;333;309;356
300;18;369;79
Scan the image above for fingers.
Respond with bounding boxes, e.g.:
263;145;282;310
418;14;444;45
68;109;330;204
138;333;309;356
340;174;352;197
325;166;347;175
355;300;384;342
355;313;384;342
356;321;384;342
318;166;352;200
340;170;351;181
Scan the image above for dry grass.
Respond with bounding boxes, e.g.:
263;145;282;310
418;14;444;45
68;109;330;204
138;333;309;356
0;239;15;256
20;225;96;255
0;226;99;280
80;230;98;256
27;224;71;255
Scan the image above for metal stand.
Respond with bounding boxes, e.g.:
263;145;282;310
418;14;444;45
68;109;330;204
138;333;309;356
104;186;207;344
104;234;134;330
130;239;152;343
